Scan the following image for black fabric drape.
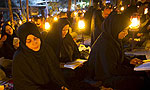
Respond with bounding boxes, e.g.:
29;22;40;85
0;24;16;59
87;6;145;90
91;9;104;46
46;18;80;63
13;22;67;90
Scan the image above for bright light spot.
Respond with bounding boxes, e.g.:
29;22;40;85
144;8;148;14
29;19;31;21
120;6;124;11
19;20;22;25
129;18;140;29
74;12;78;16
47;16;49;18
54;17;58;21
78;20;85;30
83;10;86;13
45;22;50;30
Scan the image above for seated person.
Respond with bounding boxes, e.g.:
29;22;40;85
46;18;80;63
13;22;68;90
0;24;17;60
87;6;149;90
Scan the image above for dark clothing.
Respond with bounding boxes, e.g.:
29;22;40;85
87;6;145;90
84;6;96;35
13;22;67;90
60;33;80;63
0;24;16;59
46;18;80;63
91;9;104;46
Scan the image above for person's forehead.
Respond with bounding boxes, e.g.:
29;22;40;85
27;34;35;39
5;25;11;29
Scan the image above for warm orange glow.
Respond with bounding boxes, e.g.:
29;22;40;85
54;17;58;21
78;20;85;30
129;17;140;29
45;22;50;30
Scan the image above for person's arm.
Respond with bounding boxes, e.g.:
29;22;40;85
98;44;134;76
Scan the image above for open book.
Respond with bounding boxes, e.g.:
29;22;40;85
134;62;150;71
64;59;87;69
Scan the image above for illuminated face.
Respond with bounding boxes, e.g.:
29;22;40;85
62;25;69;38
35;19;41;27
5;25;13;35
26;34;41;51
118;29;128;39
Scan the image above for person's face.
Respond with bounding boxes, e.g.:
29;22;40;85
62;25;69;38
118;29;128;39
26;34;41;51
35;19;41;27
5;25;13;35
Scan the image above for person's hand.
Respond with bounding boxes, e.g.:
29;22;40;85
130;58;143;66
0;35;7;42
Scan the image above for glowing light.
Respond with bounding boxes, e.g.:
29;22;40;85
45;22;50;30
29;19;31;21
19;20;22;25
78;20;85;30
0;85;4;90
83;10;86;13
74;12;78;16
54;17;58;21
129;18;140;29
47;15;49;18
144;8;148;14
120;6;124;11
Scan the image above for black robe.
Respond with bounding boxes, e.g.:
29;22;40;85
13;22;67;90
0;24;16;59
87;6;145;90
46;18;80;63
90;9;104;46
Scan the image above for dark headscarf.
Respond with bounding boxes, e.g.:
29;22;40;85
0;24;16;59
46;18;71;57
46;18;80;62
102;6;137;41
13;22;67;90
87;6;137;81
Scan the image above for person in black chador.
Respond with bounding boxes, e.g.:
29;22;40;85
13;22;68;90
46;18;95;90
87;6;149;90
0;24;17;60
46;18;80;63
90;8;104;46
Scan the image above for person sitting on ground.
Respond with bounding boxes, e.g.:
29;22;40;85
0;24;17;60
13;22;68;90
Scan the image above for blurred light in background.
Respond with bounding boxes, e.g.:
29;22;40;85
129;17;140;29
74;11;78;16
120;6;124;11
54;17;58;21
45;22;50;30
19;20;22;25
144;8;148;14
78;20;85;30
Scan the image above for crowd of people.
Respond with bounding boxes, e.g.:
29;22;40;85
0;0;150;90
